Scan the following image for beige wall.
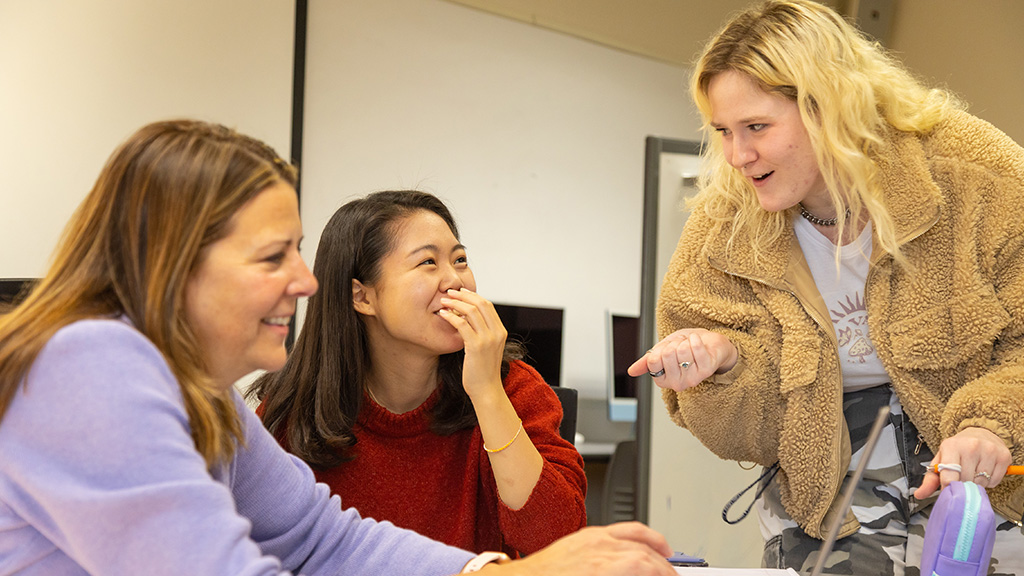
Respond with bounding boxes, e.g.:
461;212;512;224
0;0;294;278
299;0;694;401
448;0;1024;144
444;0;757;66
888;0;1024;144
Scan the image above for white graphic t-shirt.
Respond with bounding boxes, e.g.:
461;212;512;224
794;217;889;391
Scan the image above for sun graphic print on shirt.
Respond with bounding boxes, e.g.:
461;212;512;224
830;291;875;364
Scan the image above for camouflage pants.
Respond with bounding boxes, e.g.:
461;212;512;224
755;385;1024;576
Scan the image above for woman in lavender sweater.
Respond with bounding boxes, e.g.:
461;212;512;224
0;120;674;576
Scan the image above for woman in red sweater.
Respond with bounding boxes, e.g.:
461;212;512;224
251;190;587;557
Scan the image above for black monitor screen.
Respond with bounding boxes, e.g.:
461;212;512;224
0;279;36;308
493;303;564;387
607;312;641;422
610;314;640;400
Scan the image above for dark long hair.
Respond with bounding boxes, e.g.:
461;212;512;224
250;190;522;468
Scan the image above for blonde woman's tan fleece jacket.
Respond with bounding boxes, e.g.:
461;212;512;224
657;109;1024;539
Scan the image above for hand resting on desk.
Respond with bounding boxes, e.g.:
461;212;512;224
475;521;676;576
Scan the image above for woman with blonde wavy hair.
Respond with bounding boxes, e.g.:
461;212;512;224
0;119;677;576
630;0;1024;573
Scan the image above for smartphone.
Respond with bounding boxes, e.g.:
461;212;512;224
668;552;709;567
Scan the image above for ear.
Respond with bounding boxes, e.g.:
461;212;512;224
351;279;376;316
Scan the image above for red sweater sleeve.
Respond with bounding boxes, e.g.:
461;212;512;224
489;361;587;554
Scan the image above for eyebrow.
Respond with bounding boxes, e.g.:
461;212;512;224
255;237;294;252
407;243;467;256
711;115;771;129
716;115;765;127
247;237;296;261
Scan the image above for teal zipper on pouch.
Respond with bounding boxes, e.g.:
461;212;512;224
954;481;982;562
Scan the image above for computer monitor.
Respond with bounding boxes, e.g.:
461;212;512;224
0;278;36;308
493;303;564;387
606;311;641;422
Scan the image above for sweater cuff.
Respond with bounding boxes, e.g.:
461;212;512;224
956;417;1015;450
710;347;746;385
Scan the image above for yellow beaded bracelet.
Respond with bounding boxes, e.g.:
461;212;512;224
483;419;523;453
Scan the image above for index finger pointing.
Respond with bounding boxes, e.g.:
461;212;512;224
628;355;651;377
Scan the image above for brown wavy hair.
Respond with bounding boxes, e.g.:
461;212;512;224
250;190;522;469
0;119;297;467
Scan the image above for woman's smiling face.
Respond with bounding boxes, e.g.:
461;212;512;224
354;210;477;359
708;70;830;215
184;182;318;387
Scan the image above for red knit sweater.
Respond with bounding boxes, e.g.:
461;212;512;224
309;361;587;556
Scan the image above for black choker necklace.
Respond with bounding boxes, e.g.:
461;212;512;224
798;203;849;227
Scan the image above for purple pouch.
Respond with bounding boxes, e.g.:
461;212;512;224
920;481;996;576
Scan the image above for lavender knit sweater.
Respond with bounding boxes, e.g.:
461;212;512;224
0;318;473;575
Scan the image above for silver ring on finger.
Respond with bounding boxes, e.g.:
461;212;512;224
679;361;691;369
975;471;991;480
649;368;666;378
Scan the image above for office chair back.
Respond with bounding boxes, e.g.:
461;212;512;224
551;386;578;445
601;439;637;524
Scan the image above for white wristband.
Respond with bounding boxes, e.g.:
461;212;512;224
461;551;511;573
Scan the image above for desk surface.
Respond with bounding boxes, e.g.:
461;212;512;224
673;568;797;575
575;441;616;458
